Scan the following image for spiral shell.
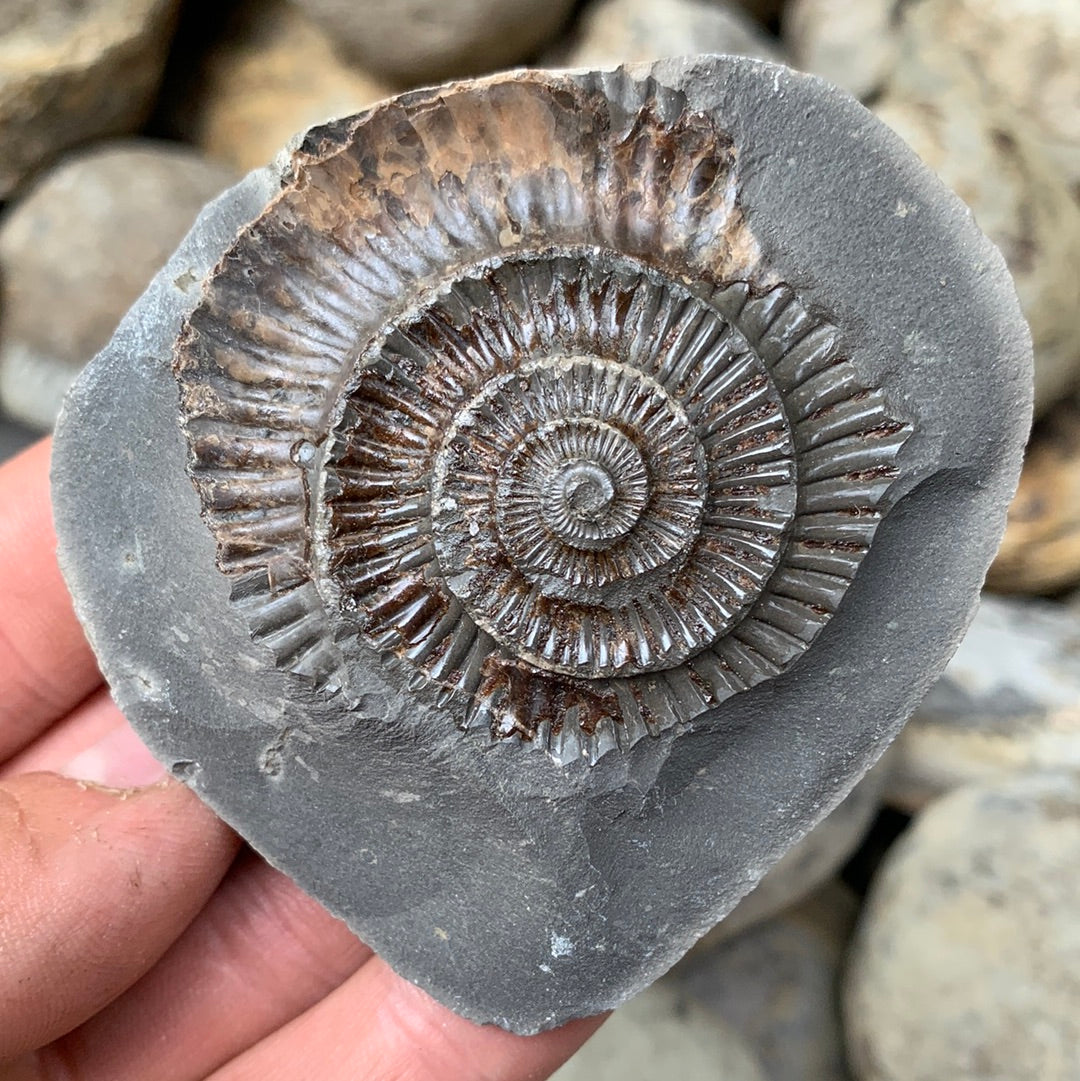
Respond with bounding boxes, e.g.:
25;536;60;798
174;69;911;763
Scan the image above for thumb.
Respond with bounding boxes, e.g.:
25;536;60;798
0;737;238;1062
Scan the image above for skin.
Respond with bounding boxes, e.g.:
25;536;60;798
0;439;605;1081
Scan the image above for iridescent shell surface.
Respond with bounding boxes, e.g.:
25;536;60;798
174;70;910;763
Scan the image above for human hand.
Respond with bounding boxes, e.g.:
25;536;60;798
0;439;604;1080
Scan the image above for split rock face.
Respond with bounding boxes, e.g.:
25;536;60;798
52;58;1032;1033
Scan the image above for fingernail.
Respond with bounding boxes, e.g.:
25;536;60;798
61;722;167;790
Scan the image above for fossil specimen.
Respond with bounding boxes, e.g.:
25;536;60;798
174;72;911;763
53;58;1032;1032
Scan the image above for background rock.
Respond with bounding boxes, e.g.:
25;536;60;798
552;977;766;1081
0;141;236;430
787;0;1080;195
292;0;578;84
706;761;888;942
875;67;1080;415
546;0;783;68
0;419;36;464
0;0;180;199
845;773;1080;1081
783;0;900;101
728;0;785;28
988;396;1080;595
169;0;394;174
682;882;857;1081
900;0;1080;199
887;594;1080;812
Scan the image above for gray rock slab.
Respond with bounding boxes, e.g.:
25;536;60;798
51;57;1031;1032
706;759;886;943
887;593;1080;812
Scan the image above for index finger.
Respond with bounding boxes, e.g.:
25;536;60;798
0;439;101;761
205;956;606;1081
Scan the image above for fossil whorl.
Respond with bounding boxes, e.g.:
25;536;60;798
174;69;911;763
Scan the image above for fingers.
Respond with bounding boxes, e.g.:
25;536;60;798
35;853;372;1081
204;955;606;1081
0;440;102;762
0;441;599;1081
0;772;238;1062
0;687;121;780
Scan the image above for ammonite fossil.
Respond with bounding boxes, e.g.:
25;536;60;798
173;71;911;763
53;57;1032;1031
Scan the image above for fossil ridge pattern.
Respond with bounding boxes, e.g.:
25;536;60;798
175;70;912;763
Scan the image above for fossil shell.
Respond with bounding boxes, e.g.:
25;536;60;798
175;70;910;764
52;57;1032;1032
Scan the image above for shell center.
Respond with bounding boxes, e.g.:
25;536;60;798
556;461;615;520
538;424;649;551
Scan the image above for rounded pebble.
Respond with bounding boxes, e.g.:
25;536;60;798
292;0;578;83
887;594;1080;812
0;0;180;198
553;978;766;1081
846;773;1080;1081
683;883;858;1081
547;0;782;68
784;0;900;100
706;760;887;942
0;141;236;430
988;398;1080;594
875;67;1080;415
171;0;393;174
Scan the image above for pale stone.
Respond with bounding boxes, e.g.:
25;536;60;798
846;773;1080;1081
887;594;1080;813
292;0;578;83
784;0;900;100
988;397;1080;595
0;142;236;431
552;977;766;1081
172;0;394;174
875;71;1080;414
547;0;783;68
0;0;180;198
683;883;857;1081
900;0;1080;198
